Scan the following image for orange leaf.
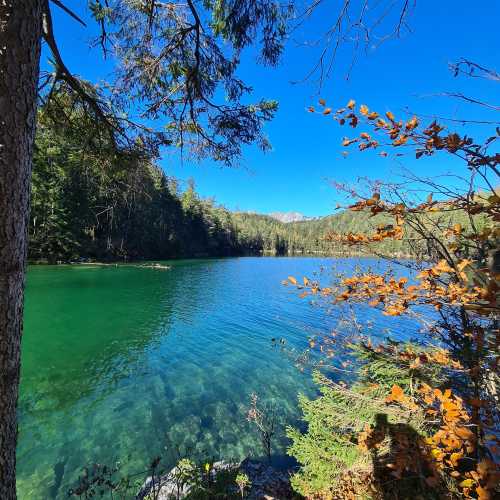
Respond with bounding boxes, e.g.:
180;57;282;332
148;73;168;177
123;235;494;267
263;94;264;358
476;486;491;500
386;385;404;403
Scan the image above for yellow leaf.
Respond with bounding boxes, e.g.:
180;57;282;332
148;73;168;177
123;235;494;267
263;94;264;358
347;99;356;109
288;276;297;285
360;104;369;116
386;111;395;121
459;479;475;488
450;451;463;466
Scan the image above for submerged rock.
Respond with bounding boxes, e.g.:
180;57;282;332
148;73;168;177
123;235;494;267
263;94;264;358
136;458;296;499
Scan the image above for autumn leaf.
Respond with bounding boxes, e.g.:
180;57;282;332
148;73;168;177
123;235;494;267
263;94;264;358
393;135;408;146
449;451;463;466
288;276;297;285
347;99;356;109
318;98;326;106
476;486;491;500
386;384;404;403
342;138;357;146
459;479;475;488
405;116;419;130
360;104;369;116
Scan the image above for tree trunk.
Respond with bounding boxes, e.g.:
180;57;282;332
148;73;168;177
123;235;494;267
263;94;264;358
0;1;42;498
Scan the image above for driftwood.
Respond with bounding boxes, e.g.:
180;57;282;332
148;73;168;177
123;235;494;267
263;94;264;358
72;262;171;270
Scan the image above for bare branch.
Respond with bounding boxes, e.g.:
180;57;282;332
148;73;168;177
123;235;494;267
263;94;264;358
450;59;500;82
49;0;87;27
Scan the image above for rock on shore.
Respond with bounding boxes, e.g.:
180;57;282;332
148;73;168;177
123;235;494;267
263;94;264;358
136;458;296;499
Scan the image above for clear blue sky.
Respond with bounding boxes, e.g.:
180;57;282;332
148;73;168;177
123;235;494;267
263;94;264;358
46;1;500;216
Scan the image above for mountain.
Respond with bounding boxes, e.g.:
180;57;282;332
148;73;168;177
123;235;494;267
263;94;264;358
269;211;317;223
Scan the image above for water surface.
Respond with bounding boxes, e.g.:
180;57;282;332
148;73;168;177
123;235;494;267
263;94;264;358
18;257;418;498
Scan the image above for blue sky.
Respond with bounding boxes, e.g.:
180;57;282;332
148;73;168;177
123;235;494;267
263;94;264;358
46;1;499;216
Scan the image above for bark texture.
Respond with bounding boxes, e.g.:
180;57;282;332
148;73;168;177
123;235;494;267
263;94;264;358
0;1;42;497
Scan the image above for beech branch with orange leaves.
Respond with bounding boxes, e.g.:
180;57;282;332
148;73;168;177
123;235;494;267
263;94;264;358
285;96;499;498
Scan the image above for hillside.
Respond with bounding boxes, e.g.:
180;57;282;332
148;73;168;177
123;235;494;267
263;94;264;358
233;210;408;257
30;102;478;263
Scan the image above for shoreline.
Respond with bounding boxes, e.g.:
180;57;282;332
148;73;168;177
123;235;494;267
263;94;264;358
28;251;415;266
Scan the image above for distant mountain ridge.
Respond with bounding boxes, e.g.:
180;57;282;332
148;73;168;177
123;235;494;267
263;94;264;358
269;211;320;223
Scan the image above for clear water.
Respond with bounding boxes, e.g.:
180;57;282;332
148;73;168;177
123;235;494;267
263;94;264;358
17;257;419;499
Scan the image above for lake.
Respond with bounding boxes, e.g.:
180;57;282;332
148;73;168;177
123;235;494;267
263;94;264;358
17;257;419;498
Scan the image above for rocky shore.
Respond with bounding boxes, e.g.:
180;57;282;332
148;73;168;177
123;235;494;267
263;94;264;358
136;458;297;499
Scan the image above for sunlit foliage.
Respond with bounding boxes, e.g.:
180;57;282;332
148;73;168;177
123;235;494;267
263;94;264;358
286;98;499;498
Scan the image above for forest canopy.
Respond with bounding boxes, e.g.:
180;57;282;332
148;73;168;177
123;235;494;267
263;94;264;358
30;97;482;263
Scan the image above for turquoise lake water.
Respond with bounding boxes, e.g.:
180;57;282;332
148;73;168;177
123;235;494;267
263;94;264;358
18;257;419;498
